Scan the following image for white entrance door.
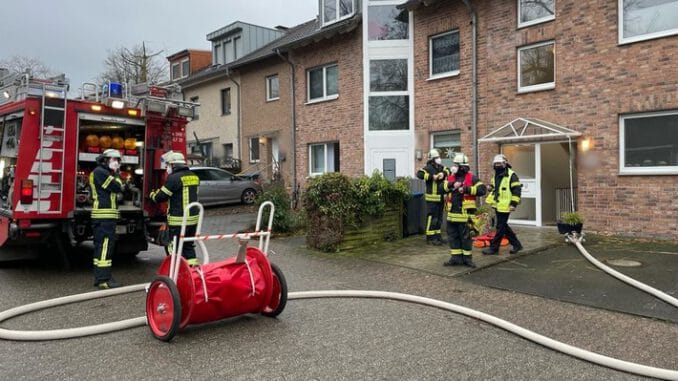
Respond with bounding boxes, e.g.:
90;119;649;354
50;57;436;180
502;144;541;226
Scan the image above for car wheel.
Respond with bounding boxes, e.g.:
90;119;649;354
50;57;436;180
241;188;257;204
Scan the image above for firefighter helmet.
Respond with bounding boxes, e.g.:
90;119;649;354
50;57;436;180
162;151;186;165
429;149;441;160
492;154;507;164
453;153;469;166
102;148;122;159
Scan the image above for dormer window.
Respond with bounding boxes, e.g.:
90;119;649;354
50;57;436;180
322;0;355;26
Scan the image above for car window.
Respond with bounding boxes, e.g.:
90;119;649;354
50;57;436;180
209;169;232;181
192;169;212;181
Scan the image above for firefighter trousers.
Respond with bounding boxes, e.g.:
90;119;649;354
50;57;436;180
425;200;444;240
92;219;117;284
168;224;198;265
446;221;472;256
490;211;522;251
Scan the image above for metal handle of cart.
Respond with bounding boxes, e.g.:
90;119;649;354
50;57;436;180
168;201;275;282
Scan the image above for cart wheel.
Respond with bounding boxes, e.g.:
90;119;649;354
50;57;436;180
262;263;287;317
146;275;182;342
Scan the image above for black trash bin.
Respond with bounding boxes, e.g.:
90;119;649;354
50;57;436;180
403;192;425;237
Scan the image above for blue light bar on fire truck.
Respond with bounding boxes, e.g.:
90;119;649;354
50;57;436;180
104;82;126;109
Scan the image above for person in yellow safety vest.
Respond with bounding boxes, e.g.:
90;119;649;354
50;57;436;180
149;151;201;266
482;154;523;255
442;153;486;268
416;148;450;245
90;148;124;289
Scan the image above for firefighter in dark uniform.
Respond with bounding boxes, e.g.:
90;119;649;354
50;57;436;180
416;149;449;245
443;153;486;268
90;148;123;289
483;154;523;255
149;151;201;266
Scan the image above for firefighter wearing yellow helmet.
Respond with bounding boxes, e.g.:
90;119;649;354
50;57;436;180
149;151;201;265
416;148;450;245
482;154;523;255
442;152;486;268
90;148;124;289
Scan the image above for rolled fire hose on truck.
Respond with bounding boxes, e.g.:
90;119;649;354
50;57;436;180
0;212;676;380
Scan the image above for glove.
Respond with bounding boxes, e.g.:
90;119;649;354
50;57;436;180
149;190;158;201
509;205;516;212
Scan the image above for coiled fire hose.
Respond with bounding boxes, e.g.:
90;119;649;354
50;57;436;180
0;237;677;380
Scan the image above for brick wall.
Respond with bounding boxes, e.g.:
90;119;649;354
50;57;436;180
291;28;364;189
239;57;293;184
411;0;678;239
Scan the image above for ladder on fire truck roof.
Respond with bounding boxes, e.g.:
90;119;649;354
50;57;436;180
35;81;68;214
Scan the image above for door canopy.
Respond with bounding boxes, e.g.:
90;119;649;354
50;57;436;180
478;118;581;144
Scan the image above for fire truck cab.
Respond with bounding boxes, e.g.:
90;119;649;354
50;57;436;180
0;70;196;262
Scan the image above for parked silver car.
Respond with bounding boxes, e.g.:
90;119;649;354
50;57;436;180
190;167;262;205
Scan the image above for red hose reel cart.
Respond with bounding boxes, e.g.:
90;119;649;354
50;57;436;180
145;201;287;341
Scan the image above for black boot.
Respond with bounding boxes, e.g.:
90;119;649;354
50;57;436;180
462;255;476;268
96;278;122;289
482;248;498;255
436;234;447;244
443;255;463;266
509;245;523;254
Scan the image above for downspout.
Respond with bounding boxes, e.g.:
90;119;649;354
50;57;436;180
275;48;297;196
226;68;242;167
460;0;479;174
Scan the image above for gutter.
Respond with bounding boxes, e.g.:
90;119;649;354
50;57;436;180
275;48;297;196
460;0;479;174
225;67;242;163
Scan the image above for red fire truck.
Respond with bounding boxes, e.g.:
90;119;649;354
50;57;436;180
0;71;196;263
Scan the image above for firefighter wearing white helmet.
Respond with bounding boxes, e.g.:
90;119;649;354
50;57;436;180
483;153;523;255
149;151;201;265
442;152;486;268
416;148;450;245
90;148;124;289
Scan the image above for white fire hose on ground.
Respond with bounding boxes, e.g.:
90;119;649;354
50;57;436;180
0;235;676;380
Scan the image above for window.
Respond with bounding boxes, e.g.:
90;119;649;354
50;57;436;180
181;59;190;77
619;0;678;44
309;142;340;176
429;30;460;79
213;43;222;65
224;40;233;63
322;0;355;26
233;36;242;60
266;74;280;101
518;0;555;28
307;64;338;102
369;59;409;131
432;131;461;168
249;137;260;163
171;63;180;80
190;96;199;120
518;41;555;93
221;88;231;115
620;110;678;175
368;4;409;40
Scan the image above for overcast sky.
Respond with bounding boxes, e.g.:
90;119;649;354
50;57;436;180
1;0;318;92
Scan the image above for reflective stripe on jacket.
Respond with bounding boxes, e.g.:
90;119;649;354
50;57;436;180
150;166;200;226
486;168;522;213
444;172;486;223
416;162;449;202
89;164;122;220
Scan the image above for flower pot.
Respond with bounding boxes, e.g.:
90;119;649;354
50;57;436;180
557;222;583;234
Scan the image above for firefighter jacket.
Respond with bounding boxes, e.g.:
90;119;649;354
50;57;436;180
150;166;200;226
443;172;486;223
416;161;449;202
89;163;123;220
486;168;522;213
445;172;483;212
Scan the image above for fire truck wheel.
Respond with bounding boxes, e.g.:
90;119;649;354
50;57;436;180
241;188;257;204
146;275;182;342
262;263;287;317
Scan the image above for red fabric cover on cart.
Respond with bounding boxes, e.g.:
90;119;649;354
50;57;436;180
186;247;274;325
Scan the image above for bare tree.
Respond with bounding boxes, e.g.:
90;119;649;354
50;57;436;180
0;55;53;78
98;42;167;85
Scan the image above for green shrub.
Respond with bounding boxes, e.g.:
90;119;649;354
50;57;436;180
255;183;293;233
560;211;584;225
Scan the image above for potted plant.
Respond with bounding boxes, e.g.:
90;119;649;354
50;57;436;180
557;211;584;234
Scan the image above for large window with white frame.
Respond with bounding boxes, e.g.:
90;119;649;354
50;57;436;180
368;4;409;40
322;0;355;26
518;0;555;28
619;0;678;44
432;131;461;168
518;40;555;93
620;110;678;175
429;30;460;79
309;142;340;176
369;59;409;131
266;74;279;101
307;64;338;102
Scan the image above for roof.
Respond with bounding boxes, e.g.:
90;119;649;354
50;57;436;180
276;14;362;51
478;118;581;144
178;63;230;89
206;20;279;41
398;0;444;10
166;49;210;61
